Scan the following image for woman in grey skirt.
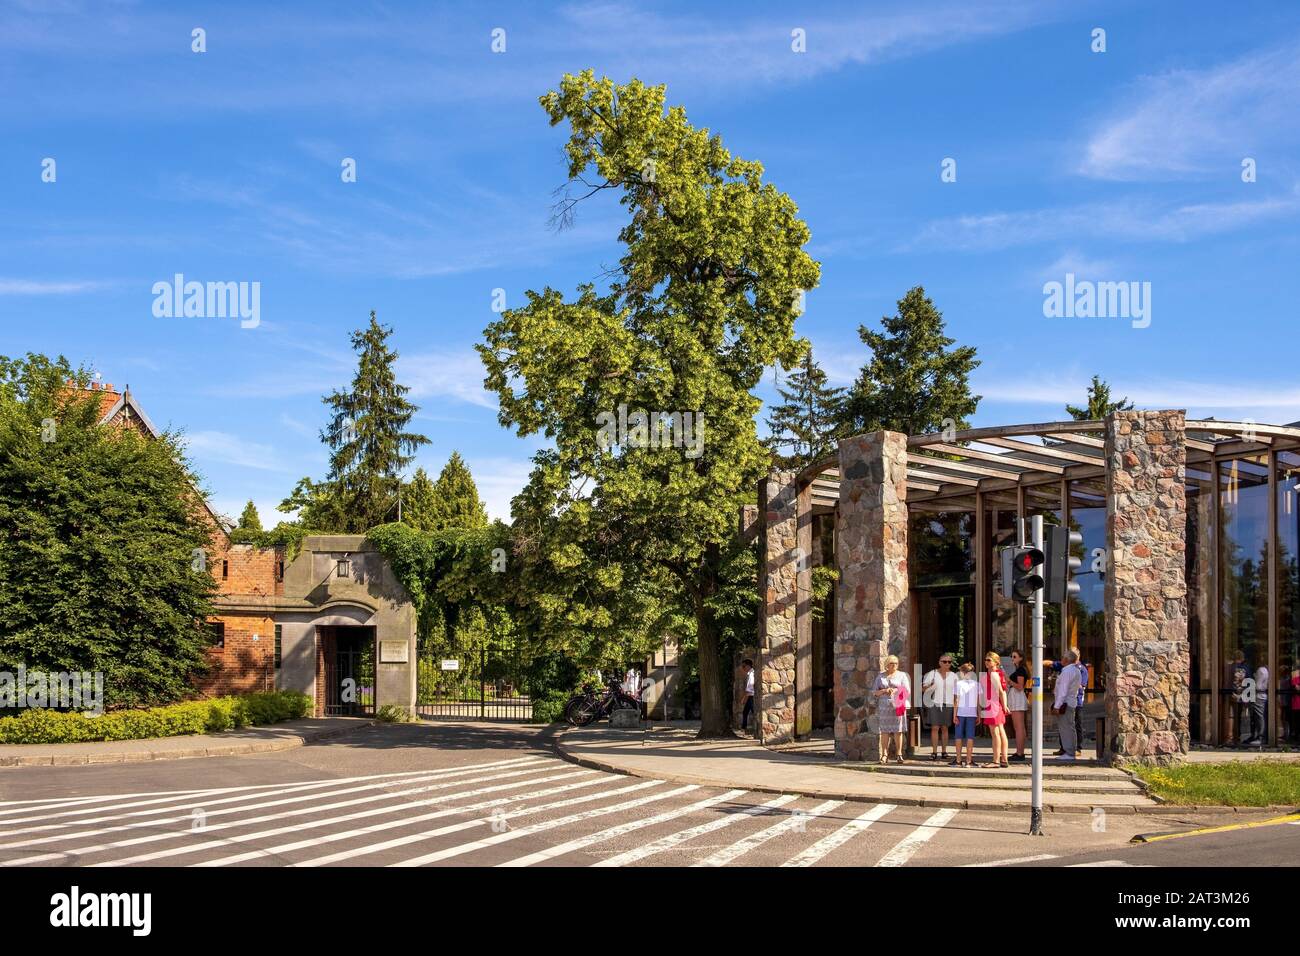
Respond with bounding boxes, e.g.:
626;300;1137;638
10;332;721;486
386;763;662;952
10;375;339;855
872;655;911;764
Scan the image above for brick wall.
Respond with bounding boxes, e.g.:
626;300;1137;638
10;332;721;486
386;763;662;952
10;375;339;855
195;612;277;698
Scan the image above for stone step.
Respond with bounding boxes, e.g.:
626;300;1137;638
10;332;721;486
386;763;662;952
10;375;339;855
856;762;1124;782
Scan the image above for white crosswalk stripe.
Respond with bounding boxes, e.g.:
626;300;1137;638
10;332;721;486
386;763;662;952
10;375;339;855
496;789;749;867
0;761;561;854
693;799;844;868
781;803;896;867
387;783;700;867
593;793;799;867
963;853;1058;867
0;756;979;868
292;778;667;867
90;770;603;868
1068;859;1139;866
875;807;959;867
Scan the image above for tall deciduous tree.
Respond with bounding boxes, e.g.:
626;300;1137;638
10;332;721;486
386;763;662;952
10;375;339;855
765;348;846;468
0;353;217;707
839;287;980;437
1067;375;1133;420
478;72;818;737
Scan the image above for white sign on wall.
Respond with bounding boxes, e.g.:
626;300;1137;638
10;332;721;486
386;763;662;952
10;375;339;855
379;641;409;663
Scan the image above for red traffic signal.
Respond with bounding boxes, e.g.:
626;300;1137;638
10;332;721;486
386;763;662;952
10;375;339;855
1002;546;1044;603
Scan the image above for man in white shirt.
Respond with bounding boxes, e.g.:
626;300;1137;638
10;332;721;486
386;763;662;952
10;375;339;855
740;659;755;734
1053;650;1082;760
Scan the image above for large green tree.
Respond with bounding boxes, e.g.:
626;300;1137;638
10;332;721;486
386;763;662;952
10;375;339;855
765;348;846;468
839;286;980;437
1067;375;1133;420
478;72;817;737
0;353;217;708
281;313;429;532
401;467;439;532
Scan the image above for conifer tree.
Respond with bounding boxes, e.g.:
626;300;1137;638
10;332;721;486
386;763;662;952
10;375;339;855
765;348;846;468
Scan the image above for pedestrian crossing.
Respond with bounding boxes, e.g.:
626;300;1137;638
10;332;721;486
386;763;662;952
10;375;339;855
0;753;996;868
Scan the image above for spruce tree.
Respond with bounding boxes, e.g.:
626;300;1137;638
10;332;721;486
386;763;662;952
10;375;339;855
321;312;429;532
236;500;262;532
401;467;438;532
430;452;489;531
839;286;980;437
1067;375;1133;420
765;348;846;468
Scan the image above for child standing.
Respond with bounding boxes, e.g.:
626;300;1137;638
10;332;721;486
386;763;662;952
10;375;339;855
952;663;980;768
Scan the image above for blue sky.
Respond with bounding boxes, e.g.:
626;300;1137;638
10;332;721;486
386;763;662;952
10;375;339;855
4;0;1299;523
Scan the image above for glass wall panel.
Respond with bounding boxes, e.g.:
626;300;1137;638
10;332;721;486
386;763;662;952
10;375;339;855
1067;480;1106;701
1219;455;1270;745
1277;452;1300;744
988;506;1018;664
1186;462;1215;743
909;511;975;672
1022;490;1063;657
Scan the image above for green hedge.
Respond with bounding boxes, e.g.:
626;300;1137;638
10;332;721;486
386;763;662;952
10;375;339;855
0;690;312;745
531;690;571;724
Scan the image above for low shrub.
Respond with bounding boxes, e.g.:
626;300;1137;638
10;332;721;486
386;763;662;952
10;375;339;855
376;704;414;723
0;690;313;745
531;690;572;725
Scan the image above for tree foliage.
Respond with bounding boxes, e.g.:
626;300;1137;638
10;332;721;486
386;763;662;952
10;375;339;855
0;353;217;708
477;72;818;736
839;286;980;437
765;347;846;468
1067;375;1133;421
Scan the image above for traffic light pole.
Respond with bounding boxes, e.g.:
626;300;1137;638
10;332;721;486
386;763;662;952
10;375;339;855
1030;514;1045;836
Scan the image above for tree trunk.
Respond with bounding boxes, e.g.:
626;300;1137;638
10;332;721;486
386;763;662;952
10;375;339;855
695;606;734;738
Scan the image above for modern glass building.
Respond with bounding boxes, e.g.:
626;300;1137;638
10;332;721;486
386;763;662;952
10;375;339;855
754;412;1300;758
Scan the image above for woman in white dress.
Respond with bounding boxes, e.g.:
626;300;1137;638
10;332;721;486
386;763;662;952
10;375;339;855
871;654;911;764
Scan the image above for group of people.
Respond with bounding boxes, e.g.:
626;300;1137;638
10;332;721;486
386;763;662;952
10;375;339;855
870;648;1090;766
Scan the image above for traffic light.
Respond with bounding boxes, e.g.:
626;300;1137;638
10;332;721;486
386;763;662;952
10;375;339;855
1045;526;1084;602
1000;545;1044;604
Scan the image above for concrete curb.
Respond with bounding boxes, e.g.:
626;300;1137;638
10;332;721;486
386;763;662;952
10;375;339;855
0;720;377;768
551;728;1284;817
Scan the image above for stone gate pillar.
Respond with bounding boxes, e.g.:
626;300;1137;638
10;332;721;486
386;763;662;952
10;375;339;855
759;471;798;744
835;432;909;760
1105;409;1190;765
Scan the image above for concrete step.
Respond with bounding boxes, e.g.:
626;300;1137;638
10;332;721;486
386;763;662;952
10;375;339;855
857;762;1124;782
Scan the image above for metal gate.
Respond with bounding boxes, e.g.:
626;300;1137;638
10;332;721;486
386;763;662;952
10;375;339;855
323;627;375;717
417;643;532;721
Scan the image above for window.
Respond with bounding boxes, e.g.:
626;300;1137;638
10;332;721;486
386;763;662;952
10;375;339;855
275;559;284;582
221;559;229;580
274;624;282;670
207;621;225;650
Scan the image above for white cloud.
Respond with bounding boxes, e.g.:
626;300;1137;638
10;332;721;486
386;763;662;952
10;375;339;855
0;277;111;295
183;431;288;472
458;455;535;523
401;350;497;410
1077;42;1300;181
908;192;1300;252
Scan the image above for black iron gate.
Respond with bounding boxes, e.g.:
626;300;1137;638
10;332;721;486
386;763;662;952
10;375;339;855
324;627;375;717
417;643;532;721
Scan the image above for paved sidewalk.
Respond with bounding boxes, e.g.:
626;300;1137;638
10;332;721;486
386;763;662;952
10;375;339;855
556;726;1232;815
0;717;374;767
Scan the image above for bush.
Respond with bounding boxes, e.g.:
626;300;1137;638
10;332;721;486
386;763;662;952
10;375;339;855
531;690;572;724
0;690;312;745
375;704;414;723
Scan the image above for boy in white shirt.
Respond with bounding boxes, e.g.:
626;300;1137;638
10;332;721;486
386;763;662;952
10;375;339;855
952;663;980;768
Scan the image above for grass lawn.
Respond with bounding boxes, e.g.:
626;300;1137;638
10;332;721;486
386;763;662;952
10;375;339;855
1129;759;1300;807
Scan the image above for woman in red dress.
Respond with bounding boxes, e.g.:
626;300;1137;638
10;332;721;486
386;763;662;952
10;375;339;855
979;652;1010;769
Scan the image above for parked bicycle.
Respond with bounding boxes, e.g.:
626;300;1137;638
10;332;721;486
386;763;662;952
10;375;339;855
564;678;641;727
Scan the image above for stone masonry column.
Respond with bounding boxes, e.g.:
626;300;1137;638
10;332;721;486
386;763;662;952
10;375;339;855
835;432;909;760
759;471;798;744
1105;409;1191;765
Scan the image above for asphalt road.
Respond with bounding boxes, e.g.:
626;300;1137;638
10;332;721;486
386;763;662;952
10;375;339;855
0;721;1293;868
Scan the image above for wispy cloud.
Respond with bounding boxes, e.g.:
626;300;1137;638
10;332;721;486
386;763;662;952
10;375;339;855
183;431;288;472
0;277;112;295
1077;41;1300;181
401;350;497;410
907;192;1300;251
